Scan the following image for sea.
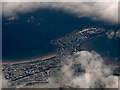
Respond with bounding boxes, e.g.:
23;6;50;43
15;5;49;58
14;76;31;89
2;8;118;62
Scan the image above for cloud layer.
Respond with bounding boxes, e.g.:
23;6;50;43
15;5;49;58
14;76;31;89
2;2;118;24
0;73;9;89
61;51;118;88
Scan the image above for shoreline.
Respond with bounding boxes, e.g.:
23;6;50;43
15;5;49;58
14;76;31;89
2;53;57;65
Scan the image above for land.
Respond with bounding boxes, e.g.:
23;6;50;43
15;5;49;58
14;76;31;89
2;56;61;87
2;27;120;88
51;27;105;55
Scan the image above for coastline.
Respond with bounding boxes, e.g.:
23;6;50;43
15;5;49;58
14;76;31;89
2;53;57;65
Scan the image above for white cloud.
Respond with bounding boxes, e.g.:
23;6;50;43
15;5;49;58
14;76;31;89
116;29;120;38
61;51;119;88
1;0;119;2
106;30;115;39
2;2;118;24
0;73;9;89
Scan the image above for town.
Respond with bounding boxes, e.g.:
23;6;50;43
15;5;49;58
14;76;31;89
2;56;61;87
2;27;120;88
52;27;106;55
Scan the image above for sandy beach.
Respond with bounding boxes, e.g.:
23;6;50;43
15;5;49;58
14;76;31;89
2;53;57;65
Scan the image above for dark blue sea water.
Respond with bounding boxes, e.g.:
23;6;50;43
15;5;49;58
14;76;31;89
81;36;119;60
2;9;118;62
